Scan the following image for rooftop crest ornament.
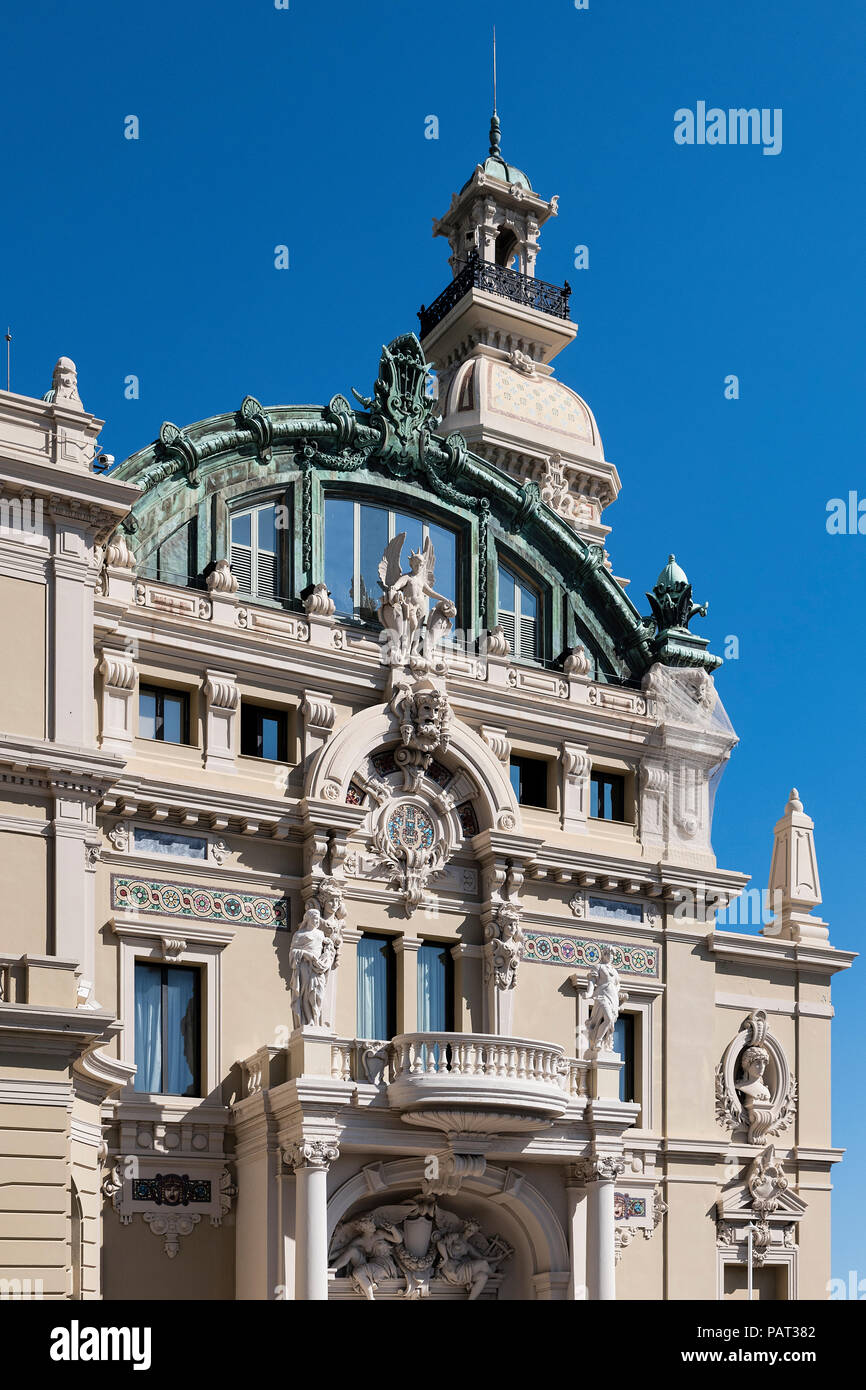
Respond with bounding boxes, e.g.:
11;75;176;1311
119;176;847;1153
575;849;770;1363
353;333;441;468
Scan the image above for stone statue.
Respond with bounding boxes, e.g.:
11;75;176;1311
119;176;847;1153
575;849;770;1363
435;1218;500;1300
288;904;335;1029
378;532;456;669
329;1215;403;1300
484;903;524;991
584;945;627;1052
314;877;347;966
42;356;84;411
735;1045;772;1105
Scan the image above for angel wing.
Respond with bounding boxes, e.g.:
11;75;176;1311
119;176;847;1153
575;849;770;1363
421;533;435;586
378;532;406;590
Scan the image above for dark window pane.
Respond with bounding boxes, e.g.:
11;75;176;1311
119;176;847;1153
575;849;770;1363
613;1013;635;1102
139;690;157;740
510;755;548;809
231;512;252;547
591;772;626;822
324;497;355;617
158;522;193;585
359;505;388;620
162;694;184;744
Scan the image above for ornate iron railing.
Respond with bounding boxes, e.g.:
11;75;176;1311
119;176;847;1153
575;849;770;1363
418;252;571;338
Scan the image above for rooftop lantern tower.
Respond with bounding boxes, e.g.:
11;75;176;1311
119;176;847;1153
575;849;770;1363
419;101;622;556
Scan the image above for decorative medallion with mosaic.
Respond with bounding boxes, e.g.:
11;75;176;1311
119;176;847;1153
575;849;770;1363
385;803;436;854
487;362;593;441
523;930;658;978
112;875;288;930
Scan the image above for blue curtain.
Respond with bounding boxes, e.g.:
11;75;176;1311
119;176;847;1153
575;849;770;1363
165;968;197;1096
134;964;163;1093
357;937;389;1039
417;944;447;1032
613;1014;634;1103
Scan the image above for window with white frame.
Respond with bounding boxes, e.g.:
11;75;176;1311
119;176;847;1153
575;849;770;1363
324;498;457;624
497;561;540;662
230;502;279;598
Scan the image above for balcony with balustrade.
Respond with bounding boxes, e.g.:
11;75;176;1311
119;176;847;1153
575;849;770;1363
329;1031;586;1132
418;251;572;341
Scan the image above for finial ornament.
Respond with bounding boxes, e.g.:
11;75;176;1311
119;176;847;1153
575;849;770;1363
489;26;501;156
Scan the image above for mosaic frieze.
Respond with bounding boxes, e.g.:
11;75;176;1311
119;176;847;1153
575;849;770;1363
112;875;289;930
131;1174;212;1207
523;930;659;978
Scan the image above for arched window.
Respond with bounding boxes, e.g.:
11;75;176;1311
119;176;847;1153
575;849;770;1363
324;498;458;624
495;228;518;269
143;517;197;586
497;561;540;662
70;1180;83;1299
230;503;279;599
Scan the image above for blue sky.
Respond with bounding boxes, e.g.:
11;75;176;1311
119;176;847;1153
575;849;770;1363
3;0;864;1289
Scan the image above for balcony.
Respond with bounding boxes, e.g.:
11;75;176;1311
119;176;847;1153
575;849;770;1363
384;1032;581;1130
418;252;572;339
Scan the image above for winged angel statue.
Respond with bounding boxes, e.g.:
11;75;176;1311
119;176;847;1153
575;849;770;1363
377;533;457;669
329;1195;513;1300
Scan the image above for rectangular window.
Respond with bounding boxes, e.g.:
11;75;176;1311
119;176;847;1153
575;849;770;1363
240;702;288;761
417;942;454;1033
497;562;539;662
230;503;279;598
509;755;549;809
325;498;459;624
134;962;200;1096
132;827;207;860
590;771;626;822
139;686;190;744
613;1012;635;1103
356;934;395;1040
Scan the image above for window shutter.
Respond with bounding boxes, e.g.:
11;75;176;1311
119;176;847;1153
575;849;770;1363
256;550;276;598
230;544;252;594
498;610;516;654
519;614;537;662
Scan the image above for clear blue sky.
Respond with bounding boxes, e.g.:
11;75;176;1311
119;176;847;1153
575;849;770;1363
3;0;863;1290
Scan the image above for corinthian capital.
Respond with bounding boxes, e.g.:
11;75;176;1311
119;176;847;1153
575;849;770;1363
572;1155;626;1185
285;1139;340;1172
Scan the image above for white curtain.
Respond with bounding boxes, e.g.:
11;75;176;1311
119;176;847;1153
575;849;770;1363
165;968;197;1096
134;964;163;1093
417;944;447;1032
357;937;388;1039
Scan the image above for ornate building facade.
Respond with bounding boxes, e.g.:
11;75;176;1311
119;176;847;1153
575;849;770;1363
0;121;853;1301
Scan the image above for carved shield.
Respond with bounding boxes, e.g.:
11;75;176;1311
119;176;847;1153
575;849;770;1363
403;1215;433;1259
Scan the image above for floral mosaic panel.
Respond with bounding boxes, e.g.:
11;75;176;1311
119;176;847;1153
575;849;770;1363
112;875;289;930
522;930;658;977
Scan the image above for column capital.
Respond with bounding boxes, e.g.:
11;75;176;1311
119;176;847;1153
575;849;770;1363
572;1154;625;1185
284;1139;340;1173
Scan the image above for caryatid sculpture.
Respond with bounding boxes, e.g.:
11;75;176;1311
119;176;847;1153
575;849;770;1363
583;945;628;1052
288;904;335;1029
378;533;457;669
484;903;525;992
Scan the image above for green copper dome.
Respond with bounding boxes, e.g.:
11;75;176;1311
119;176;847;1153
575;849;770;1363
462;111;533;193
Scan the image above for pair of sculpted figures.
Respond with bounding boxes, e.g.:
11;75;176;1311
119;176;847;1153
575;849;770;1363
329;1195;513;1300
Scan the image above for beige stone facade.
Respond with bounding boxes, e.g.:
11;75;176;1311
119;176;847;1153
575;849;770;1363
0;142;854;1302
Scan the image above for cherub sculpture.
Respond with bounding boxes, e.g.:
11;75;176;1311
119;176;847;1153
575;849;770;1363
584;944;628;1052
377;533;457;668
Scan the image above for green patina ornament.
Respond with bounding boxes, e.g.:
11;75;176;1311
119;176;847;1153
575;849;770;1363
646;554;708;636
352;333;441;470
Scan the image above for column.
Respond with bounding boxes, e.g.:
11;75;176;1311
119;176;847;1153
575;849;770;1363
584;1155;624;1301
286;1140;339;1301
393;936;421;1035
565;1166;589;1300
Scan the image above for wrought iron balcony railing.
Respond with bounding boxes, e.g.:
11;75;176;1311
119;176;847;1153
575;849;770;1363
418;252;572;339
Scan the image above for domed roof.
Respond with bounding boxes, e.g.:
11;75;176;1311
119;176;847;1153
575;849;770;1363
444;355;604;462
461;112;533;194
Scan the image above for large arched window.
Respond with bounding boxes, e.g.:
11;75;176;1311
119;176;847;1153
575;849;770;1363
497;561;540;662
324;498;458;623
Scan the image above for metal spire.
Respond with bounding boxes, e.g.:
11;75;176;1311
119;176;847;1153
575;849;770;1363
489;26;501;156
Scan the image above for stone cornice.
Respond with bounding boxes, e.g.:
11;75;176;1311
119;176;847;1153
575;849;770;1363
706;930;856;976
